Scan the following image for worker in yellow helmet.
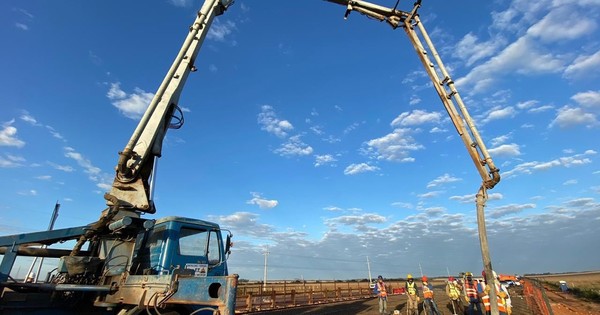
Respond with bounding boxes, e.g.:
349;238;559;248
405;274;419;315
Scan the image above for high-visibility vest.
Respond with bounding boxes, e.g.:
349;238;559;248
482;283;507;313
377;283;388;297
423;284;433;299
447;283;460;300
464;281;478;299
407;282;417;295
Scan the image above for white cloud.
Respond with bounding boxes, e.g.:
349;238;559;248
483;106;517;123
364;128;424;162
503;150;596;178
564;50;600;79
274;135;313;157
343;163;379;175
562;179;578;185
258;105;294;138
0;120;25;148
549;106;598;128
455;33;505;66
314;154;337;167
527;7;597;42
246;192;278;209
488;143;521;157
489;203;536;219
0;154;25;168
427;173;461;188
490;134;511;146
207;20;236;42
516;100;538;110
571;90;600;109
168;0;192;7
107;82;154;120
391;110;442;127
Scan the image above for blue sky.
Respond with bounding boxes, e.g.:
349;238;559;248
1;0;599;281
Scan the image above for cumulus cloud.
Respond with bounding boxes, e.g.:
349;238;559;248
0;120;25;148
427;173;461;188
258;105;294;138
549;106;598;128
563;50;600;79
0;154;25;168
391;110;442;127
364;128;424;162
482;106;517;124
503;150;596;178
489;203;536;219
63;147;112;190
274;135;313;157
246;192;279;209
207;20;236;42
107;82;154;120
343;163;380;175
488;143;521;157
571;90;600;109
314;154;337;167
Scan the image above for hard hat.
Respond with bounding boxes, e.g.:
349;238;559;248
448;276;455;281
422;276;428;282
465;272;473;277
378;275;383;280
407;274;413;279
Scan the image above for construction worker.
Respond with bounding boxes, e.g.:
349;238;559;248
421;276;441;315
481;271;509;315
405;274;419;315
463;272;483;315
446;276;464;315
373;275;388;315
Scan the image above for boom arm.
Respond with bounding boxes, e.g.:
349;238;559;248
327;1;501;314
108;0;234;214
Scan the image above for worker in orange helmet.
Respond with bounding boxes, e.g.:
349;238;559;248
405;274;419;315
373;275;388;315
421;276;441;315
446;276;464;315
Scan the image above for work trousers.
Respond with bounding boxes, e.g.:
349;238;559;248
424;298;441;315
406;295;418;315
378;297;387;315
467;297;484;315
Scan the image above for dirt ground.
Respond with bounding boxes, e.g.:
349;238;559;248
244;282;600;315
540;282;600;315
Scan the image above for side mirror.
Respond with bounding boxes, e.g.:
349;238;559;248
225;233;233;254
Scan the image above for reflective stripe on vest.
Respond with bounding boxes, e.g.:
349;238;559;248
482;284;507;313
464;281;478;298
407;282;417;295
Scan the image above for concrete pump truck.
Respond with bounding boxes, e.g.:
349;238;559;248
1;0;503;314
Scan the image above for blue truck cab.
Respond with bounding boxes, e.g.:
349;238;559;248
133;216;231;277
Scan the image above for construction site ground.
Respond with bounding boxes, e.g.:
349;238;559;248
243;283;600;314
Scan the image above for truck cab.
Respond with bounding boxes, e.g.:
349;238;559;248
133;216;230;277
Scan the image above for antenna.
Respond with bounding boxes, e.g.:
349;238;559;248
263;246;270;292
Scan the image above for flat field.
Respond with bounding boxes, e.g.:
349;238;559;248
530;270;600;290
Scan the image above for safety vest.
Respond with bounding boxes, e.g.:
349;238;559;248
423;283;433;299
464;281;478;299
482;283;507;313
377;283;387;298
447;283;460;300
407;281;417;295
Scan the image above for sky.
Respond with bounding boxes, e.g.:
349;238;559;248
1;0;599;282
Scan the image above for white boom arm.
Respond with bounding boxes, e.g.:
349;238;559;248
107;0;234;214
327;1;501;314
